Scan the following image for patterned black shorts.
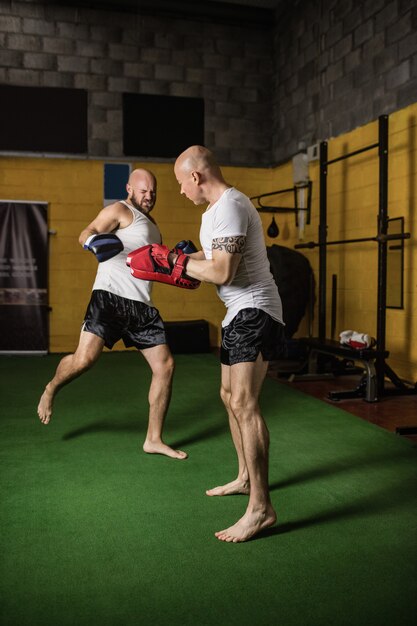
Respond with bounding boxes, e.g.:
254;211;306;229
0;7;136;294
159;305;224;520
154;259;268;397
221;308;286;366
82;289;167;350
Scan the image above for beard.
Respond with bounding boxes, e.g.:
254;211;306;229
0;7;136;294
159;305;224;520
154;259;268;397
130;192;155;213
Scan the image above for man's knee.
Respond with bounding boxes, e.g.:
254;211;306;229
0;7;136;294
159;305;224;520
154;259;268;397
220;385;231;408
153;351;175;378
229;393;257;420
165;353;175;377
73;351;98;372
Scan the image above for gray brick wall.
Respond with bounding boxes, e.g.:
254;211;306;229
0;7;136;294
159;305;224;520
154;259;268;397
0;1;272;165
0;0;416;166
272;0;417;163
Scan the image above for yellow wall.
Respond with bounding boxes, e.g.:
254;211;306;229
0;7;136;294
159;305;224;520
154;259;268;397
262;103;417;382
1;102;416;382
0;156;274;352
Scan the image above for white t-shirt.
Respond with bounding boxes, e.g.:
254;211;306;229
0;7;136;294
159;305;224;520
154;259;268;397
92;201;161;305
200;187;284;327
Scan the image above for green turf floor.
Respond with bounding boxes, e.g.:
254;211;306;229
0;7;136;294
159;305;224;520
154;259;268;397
1;352;416;626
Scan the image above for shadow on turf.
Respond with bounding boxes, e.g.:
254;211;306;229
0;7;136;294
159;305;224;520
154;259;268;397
62;420;142;440
170;424;227;447
250;477;417;542
254;501;369;541
268;447;413;492
62;420;227;445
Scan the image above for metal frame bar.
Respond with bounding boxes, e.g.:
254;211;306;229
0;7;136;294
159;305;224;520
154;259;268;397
386;217;405;309
250;181;312;225
376;114;389;393
296;232;410;248
318;141;327;340
325;142;379;165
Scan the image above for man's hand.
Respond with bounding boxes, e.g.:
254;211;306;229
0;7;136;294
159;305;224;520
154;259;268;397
172;240;198;255
83;233;124;262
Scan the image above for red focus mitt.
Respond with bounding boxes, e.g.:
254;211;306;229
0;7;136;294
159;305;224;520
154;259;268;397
127;244;200;290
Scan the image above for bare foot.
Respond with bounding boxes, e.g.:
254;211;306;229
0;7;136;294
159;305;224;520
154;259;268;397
215;505;277;543
143;440;188;460
206;478;250;496
37;386;54;425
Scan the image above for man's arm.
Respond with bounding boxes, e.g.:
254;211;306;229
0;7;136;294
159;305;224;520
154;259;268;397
187;250;206;261
79;202;128;246
184;236;245;286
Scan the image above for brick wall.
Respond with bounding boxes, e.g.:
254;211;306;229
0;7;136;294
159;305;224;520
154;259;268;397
0;0;273;166
1;0;416;166
273;0;417;163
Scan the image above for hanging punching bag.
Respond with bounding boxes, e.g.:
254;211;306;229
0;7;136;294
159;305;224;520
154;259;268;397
267;216;279;238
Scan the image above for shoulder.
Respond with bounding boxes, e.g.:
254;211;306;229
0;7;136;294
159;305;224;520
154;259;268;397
103;200;133;225
215;189;251;221
103;200;131;215
217;188;252;212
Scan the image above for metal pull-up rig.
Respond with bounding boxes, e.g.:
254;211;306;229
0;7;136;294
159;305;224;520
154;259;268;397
294;115;416;404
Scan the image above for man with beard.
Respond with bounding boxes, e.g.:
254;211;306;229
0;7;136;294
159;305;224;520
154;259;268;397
37;169;187;460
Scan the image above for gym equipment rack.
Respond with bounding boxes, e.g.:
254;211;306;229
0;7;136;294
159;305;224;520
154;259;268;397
295;114;417;402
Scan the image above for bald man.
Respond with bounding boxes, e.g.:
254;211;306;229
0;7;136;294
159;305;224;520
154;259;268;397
37;169;187;460
173;147;285;541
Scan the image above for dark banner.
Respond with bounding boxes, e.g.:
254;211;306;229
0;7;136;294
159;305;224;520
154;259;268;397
0;201;48;353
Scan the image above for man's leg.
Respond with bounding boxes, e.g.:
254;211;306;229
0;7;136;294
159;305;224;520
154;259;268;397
206;363;250;496
214;353;276;542
140;343;187;460
37;331;105;424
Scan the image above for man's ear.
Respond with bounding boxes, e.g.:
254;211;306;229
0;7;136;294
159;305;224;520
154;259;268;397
126;183;131;195
191;171;201;184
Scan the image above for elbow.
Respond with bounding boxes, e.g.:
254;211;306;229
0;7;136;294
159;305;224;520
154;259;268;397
218;269;236;286
213;254;240;286
79;229;96;247
79;230;92;247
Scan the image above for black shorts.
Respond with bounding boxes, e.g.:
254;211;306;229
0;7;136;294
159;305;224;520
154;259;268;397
221;308;286;366
82;290;167;350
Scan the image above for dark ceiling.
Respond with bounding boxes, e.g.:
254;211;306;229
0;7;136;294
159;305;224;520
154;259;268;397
49;0;285;27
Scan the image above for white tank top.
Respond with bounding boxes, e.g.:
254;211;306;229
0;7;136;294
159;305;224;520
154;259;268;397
92;200;162;304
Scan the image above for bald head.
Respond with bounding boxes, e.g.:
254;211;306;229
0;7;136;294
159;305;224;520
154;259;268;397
175;145;221;178
128;168;156;188
126;168;157;214
174;146;229;206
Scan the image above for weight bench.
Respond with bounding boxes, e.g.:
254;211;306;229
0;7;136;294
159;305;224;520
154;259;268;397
299;338;390;402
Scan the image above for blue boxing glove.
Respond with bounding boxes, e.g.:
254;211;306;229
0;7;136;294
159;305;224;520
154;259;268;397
172;240;198;255
83;233;124;262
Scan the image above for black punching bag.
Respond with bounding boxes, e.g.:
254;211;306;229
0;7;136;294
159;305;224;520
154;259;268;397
267;244;314;338
267;216;279;238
